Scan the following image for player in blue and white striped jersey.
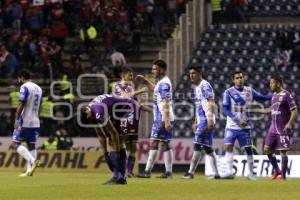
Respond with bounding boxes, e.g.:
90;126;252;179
182;66;219;179
136;60;174;179
223;71;271;180
11;69;42;177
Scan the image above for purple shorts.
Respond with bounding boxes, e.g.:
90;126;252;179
265;130;291;150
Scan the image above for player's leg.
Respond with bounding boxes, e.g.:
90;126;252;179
279;150;288;180
182;143;202;179
119;135;127;180
203;146;220;179
237;129;256;180
264;131;281;179
27;142;40;176
158;140;173;178
125;135;138;177
223;129;236;178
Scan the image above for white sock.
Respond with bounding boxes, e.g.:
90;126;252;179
164;149;173;173
225;152;233;175
247;155;254;176
145;149;158;172
17;145;35;164
208;152;219;176
188;151;201;174
30;149;37;160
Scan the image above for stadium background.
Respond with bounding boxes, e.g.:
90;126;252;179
0;0;300;174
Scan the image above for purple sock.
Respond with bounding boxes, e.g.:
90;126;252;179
119;148;127;177
104;153;114;173
109;152;119;178
281;156;288;178
267;154;280;173
127;155;135;174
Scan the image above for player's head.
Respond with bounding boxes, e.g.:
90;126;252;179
80;106;92;125
188;66;202;84
232;70;244;88
270;73;283;92
152;59;167;79
17;69;31;84
121;67;134;82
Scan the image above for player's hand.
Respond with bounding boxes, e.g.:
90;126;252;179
164;121;172;132
283;123;292;133
207;119;214;130
239;119;248;127
192;123;197;133
135;75;146;84
140;86;148;92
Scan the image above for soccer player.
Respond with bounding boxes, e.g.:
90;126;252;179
182;66;219;179
223;71;271;180
259;74;297;180
80;94;140;184
136;59;174;179
11;69;42;177
113;67;148;177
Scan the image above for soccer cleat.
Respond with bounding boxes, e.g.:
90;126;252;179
278;175;286;181
181;172;194;179
103;176;118;185
18;172;32;177
247;174;257;181
28;159;40;176
222;174;235;179
136;171;151;178
127;172;135;178
271;171;281;180
156;172;173;179
207;174;221;180
116;177;127;185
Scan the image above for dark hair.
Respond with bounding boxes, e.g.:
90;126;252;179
80;106;89;125
271;73;283;86
188;66;202;74
153;59;167;70
121;66;133;75
18;69;31;79
232;70;243;79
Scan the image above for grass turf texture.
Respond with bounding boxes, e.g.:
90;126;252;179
0;172;299;200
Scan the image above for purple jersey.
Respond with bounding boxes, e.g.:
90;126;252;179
113;82;135;96
269;90;296;135
89;95;138;124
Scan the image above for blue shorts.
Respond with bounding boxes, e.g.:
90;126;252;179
224;128;252;148
194;121;213;147
150;121;173;141
12;128;40;143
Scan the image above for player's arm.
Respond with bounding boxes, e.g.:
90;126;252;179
135;75;154;92
120;87;148;98
94;127;108;153
249;107;271;114
252;89;272;101
140;104;152;112
14;86;28;129
284;108;298;132
103;119;120;152
223;90;247;127
163;98;171;131
206;97;215;130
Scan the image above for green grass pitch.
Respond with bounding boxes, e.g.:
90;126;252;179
0;172;300;200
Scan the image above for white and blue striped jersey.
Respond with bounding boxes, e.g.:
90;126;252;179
223;86;271;130
194;80;216;124
153;76;174;123
19;82;42;128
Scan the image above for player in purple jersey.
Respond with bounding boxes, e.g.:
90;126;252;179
80;94;140;185
113;67;149;177
257;74;298;180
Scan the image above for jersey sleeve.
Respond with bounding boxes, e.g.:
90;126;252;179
19;86;29;102
252;89;272;101
201;82;214;100
286;92;297;110
158;82;171;100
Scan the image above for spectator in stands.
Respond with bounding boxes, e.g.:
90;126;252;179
41;134;58;150
80;22;97;54
26;5;43;37
111;48;126;78
0;45;18;79
210;0;222;26
152;2;166;41
6;0;23;32
56;128;73;150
